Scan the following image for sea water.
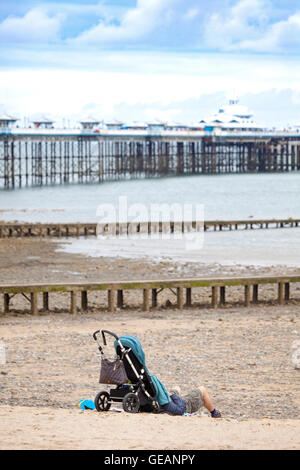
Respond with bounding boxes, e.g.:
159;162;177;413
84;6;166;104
0;172;299;223
1;172;299;266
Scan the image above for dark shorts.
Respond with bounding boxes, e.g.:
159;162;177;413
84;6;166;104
182;389;204;414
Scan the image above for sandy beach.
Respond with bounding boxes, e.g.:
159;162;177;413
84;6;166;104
1;406;299;450
2;0;300;452
0;237;300;450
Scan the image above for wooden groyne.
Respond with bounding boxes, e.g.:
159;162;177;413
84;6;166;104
1;274;300;314
0;218;299;238
1;133;300;189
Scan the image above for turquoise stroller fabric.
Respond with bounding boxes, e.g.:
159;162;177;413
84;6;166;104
114;335;170;406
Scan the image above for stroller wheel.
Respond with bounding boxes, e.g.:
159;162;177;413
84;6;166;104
123;393;140;413
95;391;111;412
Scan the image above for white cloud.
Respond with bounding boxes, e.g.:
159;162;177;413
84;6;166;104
0;8;64;43
184;8;199;21
0;1;299;54
204;0;269;50
238;12;300;52
1;49;300;126
144;107;182;122
68;0;300;53
71;0;176;44
204;0;300;53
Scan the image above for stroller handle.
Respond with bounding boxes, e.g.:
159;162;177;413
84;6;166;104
93;329;119;345
93;330;101;341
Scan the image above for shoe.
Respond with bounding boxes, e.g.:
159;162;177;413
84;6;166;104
211;409;222;418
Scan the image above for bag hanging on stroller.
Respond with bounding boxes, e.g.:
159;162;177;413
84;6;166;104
99;356;128;385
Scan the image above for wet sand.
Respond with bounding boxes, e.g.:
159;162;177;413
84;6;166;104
1;236;300;283
58;228;300;268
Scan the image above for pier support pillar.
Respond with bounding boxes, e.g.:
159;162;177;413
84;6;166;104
31;292;38;315
177;287;184;309
244;285;251;307
186;288;192;307
108;289;115;313
117;290;124;308
278;283;284;306
211;286;218;309
43;292;49;311
278;282;284;305
253;285;258;304
4;294;10;313
284;283;290;302
70;291;77;314
152;289;158;308
143;289;150;312
220;286;226;306
81;291;88;311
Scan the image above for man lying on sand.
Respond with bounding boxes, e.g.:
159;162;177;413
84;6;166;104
107;332;222;417
161;386;222;418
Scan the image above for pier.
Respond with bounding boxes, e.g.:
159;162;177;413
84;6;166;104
0;218;299;238
1;131;300;189
1;274;300;314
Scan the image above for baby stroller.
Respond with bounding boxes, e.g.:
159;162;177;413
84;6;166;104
93;329;160;413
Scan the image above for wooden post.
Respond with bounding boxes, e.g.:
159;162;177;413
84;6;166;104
211;286;218;308
117;290;123;308
81;291;88;311
70;291;77;314
278;282;284;305
220;286;226;306
186;287;192;307
284;283;290;302
143;288;150;312
244;285;251;307
152;289;158;308
4;294;9;313
253;284;258;304
31;292;38;315
108;289;115;313
43;292;49;311
177;287;183;309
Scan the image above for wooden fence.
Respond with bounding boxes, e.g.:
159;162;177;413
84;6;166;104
1;274;299;314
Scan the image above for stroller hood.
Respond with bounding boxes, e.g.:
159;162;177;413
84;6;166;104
116;335;146;367
115;335;170;406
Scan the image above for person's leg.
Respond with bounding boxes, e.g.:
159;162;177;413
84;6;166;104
181;388;204;414
199;386;214;412
170;386;221;417
199;386;222;418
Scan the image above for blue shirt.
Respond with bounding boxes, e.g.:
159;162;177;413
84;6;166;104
161;394;186;415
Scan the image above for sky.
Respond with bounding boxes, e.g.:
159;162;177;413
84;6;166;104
0;0;300;127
